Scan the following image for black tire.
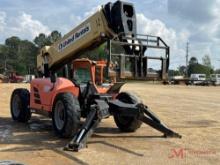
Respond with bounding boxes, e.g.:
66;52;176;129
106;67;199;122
113;92;143;132
10;88;31;122
52;93;80;138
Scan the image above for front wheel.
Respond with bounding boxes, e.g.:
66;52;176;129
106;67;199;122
113;92;143;132
10;88;31;122
52;93;80;138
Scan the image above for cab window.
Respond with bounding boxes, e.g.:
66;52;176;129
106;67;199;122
74;67;91;84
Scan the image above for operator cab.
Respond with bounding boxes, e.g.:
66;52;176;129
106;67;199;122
72;58;115;94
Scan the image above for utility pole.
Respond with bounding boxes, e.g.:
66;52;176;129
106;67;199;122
185;42;189;77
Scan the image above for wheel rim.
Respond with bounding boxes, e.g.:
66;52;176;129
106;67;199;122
12;94;21;118
54;100;66;130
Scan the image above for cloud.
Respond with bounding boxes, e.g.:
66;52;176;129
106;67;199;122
10;12;50;39
168;0;216;24
166;0;220;68
137;13;190;68
69;14;82;25
0;12;50;43
137;13;177;46
168;0;220;42
0;12;6;32
84;5;102;18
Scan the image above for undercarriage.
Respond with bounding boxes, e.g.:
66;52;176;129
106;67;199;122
64;84;181;152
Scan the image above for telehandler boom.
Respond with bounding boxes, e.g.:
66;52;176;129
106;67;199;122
10;0;181;152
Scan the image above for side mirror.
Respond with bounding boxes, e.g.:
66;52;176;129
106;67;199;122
50;72;57;83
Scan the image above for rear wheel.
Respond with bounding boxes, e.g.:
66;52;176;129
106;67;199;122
10;88;31;122
52;93;80;138
113;92;143;132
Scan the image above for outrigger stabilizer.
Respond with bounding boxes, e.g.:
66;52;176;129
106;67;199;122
64;98;181;152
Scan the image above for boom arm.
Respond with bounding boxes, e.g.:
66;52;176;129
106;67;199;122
37;1;170;82
37;1;137;73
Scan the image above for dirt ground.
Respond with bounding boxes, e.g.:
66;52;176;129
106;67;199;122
0;83;219;165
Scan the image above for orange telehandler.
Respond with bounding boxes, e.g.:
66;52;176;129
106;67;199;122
10;0;181;151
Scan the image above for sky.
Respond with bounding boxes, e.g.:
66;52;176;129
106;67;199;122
0;0;220;69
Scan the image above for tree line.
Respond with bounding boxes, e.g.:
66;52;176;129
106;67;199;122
0;31;61;75
169;55;220;78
